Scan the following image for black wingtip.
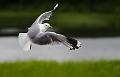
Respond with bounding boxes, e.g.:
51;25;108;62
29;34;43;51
66;37;81;50
69;48;76;50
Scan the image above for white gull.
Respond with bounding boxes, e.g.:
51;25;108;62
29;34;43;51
18;4;82;51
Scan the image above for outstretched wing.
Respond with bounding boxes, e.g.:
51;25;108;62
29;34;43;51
36;32;81;50
28;4;58;36
34;3;58;24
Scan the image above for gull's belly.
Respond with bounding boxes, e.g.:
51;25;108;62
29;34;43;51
32;35;51;45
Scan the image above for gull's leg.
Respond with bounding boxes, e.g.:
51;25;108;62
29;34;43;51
30;44;32;50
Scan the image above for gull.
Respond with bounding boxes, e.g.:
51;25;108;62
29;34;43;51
18;4;82;51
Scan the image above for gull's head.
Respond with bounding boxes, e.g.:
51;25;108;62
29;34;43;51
43;23;52;29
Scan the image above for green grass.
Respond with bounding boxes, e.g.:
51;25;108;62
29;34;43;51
0;60;120;77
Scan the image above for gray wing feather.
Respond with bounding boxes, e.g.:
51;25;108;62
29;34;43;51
46;32;73;48
34;32;73;48
40;32;67;42
35;11;52;24
34;3;58;24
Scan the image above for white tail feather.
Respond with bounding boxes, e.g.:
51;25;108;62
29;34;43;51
18;33;31;51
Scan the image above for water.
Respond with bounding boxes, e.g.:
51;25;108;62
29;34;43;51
0;37;120;62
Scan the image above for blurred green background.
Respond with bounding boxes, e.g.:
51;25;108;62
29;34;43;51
0;0;120;77
0;0;120;37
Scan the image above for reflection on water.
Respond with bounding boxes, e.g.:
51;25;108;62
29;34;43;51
0;28;25;36
0;37;120;62
0;28;21;34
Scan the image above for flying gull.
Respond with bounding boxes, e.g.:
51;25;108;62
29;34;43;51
18;4;82;51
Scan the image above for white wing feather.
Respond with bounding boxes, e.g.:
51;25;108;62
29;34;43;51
53;3;58;11
34;3;58;24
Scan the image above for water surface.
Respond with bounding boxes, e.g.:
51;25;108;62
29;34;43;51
0;37;120;62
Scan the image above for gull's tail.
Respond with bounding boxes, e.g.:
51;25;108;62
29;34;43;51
66;37;82;50
18;33;32;51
